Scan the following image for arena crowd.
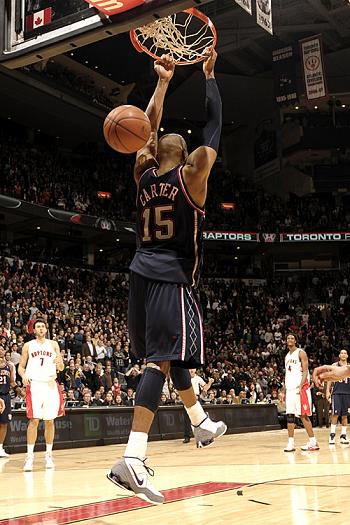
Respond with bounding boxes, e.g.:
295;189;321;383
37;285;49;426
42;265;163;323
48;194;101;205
1;119;350;231
1;255;349;416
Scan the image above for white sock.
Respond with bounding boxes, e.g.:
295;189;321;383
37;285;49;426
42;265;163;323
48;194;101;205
341;426;347;435
309;436;316;445
0;444;4;450
124;431;148;460
186;402;216;432
331;424;337;434
288;437;294;445
46;443;53;454
27;444;34;456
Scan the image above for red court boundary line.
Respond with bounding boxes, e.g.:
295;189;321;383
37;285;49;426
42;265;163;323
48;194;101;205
1;481;246;525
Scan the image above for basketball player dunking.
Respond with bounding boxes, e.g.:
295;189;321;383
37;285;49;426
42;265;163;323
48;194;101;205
18;319;65;471
107;48;226;505
283;333;319;452
0;345;16;457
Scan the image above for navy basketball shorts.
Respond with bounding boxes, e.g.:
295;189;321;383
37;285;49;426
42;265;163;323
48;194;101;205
332;393;350;417
0;394;12;424
128;272;204;368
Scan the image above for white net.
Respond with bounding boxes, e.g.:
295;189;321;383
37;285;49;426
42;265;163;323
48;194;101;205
132;10;216;64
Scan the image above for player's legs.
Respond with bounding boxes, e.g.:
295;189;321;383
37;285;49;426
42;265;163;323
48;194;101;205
108;361;168;505
24;418;39;471
44;420;55;468
170;367;226;448
284;388;296;451
300;416;319;450
0;394;11;457
0;424;8;457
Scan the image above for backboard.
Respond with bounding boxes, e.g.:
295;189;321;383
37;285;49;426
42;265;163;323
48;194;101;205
1;0;212;69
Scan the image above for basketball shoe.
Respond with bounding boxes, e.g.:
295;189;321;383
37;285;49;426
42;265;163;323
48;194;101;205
107;456;164;505
23;454;34;471
340;434;349;445
0;447;9;458
192;415;227;448
45;453;55;469
283;443;296;452
329;433;336;445
300;441;320;451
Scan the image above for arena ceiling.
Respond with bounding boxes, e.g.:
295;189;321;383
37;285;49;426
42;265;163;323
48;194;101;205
68;0;350;117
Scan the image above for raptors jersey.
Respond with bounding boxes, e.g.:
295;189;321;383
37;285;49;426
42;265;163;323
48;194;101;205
285;348;309;389
130;165;205;286
26;339;57;382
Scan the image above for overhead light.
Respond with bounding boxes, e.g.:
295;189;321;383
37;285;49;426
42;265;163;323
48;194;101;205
187;129;192;134
85;60;89;64
234;256;238;260
314;105;318;109
116;238;120;242
7;116;11;120
341;104;346;108
160;127;164;132
70;52;74;56
95;65;98;69
36;226;41;230
237;246;240;250
295;106;299;110
99;249;103;252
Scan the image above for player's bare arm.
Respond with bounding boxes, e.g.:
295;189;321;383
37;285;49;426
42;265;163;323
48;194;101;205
18;343;30;386
10;366;16;388
52;341;65;372
183;47;222;207
134;55;175;183
0;398;5;414
299;350;309;390
313;365;350;387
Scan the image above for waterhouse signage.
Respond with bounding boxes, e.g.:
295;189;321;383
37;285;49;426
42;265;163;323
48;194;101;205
203;231;350;243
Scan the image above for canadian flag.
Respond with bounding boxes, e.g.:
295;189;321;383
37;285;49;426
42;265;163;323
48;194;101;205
26;7;52;31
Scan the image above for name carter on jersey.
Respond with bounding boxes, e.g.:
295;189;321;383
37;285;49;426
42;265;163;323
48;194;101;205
139;183;179;207
0;369;10;378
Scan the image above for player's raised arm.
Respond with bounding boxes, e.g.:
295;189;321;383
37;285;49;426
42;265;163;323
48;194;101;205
134;55;175;183
182;47;222;206
313;364;350;387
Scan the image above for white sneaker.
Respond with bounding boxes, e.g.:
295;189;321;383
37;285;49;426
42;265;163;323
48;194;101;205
23;454;34;471
329;433;336;445
107;457;164;505
284;443;296;452
340;434;349;445
301;442;320;451
45;453;55;469
0;448;9;458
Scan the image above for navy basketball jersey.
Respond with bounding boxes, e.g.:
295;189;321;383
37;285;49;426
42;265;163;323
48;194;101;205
333;362;350;394
130;165;205;286
0;363;11;395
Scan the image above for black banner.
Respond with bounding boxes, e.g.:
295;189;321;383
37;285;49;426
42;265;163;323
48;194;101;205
5;405;279;452
272;46;298;105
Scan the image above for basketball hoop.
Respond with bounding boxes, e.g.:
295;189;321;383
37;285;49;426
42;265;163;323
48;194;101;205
129;8;217;65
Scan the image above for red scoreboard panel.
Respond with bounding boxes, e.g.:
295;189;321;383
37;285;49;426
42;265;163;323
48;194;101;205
1;0;207;68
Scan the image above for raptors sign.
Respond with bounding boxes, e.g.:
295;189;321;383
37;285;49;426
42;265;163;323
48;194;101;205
85;0;145;15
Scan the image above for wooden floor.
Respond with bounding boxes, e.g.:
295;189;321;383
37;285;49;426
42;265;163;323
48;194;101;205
1;428;350;524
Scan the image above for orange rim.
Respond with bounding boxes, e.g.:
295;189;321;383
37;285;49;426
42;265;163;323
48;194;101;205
129;7;217;65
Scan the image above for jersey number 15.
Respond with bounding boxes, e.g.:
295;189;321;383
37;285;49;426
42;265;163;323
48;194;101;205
142;205;174;242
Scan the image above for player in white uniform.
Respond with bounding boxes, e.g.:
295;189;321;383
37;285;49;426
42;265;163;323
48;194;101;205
283;333;319;452
18;319;65;471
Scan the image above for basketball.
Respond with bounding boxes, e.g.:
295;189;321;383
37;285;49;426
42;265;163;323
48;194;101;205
103;105;151;154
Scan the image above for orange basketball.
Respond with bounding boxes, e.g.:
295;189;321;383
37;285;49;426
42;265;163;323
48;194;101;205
103;105;151;154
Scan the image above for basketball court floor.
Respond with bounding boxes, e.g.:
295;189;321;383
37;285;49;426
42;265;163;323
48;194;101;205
1;428;350;524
